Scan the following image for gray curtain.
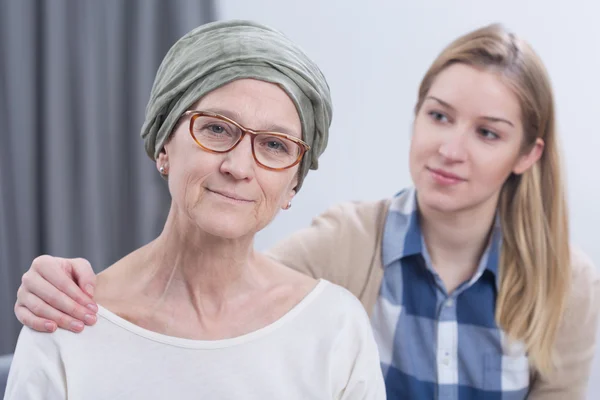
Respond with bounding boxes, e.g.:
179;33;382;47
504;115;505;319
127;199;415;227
0;0;215;355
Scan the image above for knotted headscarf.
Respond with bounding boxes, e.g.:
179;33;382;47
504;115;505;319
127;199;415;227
141;19;333;190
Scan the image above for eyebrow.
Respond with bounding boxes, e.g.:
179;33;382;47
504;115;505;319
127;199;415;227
201;107;243;121
425;96;515;127
200;107;301;137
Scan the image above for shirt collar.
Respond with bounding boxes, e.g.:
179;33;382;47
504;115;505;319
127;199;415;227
382;187;423;266
382;187;502;289
483;215;501;288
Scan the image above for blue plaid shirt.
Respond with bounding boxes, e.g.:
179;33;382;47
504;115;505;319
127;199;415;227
371;187;530;399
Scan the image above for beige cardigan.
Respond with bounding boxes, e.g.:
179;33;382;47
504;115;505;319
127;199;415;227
266;199;600;399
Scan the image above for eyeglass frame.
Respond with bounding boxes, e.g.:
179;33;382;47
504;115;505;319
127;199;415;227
182;110;311;171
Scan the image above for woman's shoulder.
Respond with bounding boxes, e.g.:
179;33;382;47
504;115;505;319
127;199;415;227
570;246;598;279
557;246;600;338
567;246;599;308
14;325;59;350
312;197;392;232
11;319;100;367
537;246;600;393
569;246;599;297
311;280;372;325
318;186;416;228
305;197;393;249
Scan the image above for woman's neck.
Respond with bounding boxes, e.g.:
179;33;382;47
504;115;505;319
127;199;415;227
418;193;498;293
122;206;266;317
95;202;320;340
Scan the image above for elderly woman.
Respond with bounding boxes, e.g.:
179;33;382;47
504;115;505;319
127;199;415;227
5;20;385;399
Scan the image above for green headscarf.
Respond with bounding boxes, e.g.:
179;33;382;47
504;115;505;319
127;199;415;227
141;19;333;190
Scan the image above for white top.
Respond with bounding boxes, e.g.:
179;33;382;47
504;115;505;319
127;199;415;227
5;280;386;399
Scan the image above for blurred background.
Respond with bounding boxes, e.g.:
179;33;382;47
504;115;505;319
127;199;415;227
1;0;599;396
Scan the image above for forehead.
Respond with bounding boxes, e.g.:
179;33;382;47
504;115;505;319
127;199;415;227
428;63;521;121
193;79;301;129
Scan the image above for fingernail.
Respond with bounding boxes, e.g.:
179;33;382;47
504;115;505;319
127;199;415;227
70;321;84;331
84;314;96;325
86;303;98;313
85;284;95;297
45;322;56;332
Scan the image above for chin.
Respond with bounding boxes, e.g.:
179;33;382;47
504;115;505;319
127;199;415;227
192;209;257;240
419;194;463;214
417;185;501;216
416;185;469;214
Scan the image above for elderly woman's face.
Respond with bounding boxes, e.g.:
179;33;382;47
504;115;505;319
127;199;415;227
159;79;301;239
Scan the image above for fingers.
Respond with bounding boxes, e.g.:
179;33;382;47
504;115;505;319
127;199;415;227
16;288;93;333
19;292;88;333
14;302;57;333
20;269;97;330
30;256;96;309
68;258;97;297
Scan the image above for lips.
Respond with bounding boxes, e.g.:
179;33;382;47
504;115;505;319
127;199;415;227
206;188;253;203
426;167;467;185
427;167;465;181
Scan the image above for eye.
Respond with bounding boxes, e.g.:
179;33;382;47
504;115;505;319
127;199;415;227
268;140;282;149
478;128;500;140
196;122;235;138
207;124;227;134
265;139;289;153
428;110;449;123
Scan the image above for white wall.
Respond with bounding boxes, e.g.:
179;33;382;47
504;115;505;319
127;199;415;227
217;0;600;396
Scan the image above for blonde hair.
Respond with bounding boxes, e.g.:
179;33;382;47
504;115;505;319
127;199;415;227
414;24;570;376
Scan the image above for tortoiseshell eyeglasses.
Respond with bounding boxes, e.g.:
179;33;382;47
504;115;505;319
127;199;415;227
182;110;310;171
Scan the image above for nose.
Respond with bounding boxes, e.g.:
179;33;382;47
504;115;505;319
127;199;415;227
219;135;255;181
438;129;467;162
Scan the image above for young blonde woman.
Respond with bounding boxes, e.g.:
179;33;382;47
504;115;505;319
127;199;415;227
14;23;599;399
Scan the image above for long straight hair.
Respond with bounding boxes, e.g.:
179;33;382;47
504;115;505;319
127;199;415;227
414;24;571;376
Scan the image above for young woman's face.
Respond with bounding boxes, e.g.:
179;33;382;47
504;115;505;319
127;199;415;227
409;63;543;214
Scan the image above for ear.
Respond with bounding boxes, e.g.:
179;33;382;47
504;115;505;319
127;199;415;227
513;138;544;175
156;149;169;174
281;188;297;210
281;174;298;209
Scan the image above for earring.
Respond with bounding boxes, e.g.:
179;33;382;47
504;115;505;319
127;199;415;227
284;201;292;210
159;166;166;174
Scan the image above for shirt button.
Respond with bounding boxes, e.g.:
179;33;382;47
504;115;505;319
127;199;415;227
442;358;450;366
445;299;454;307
